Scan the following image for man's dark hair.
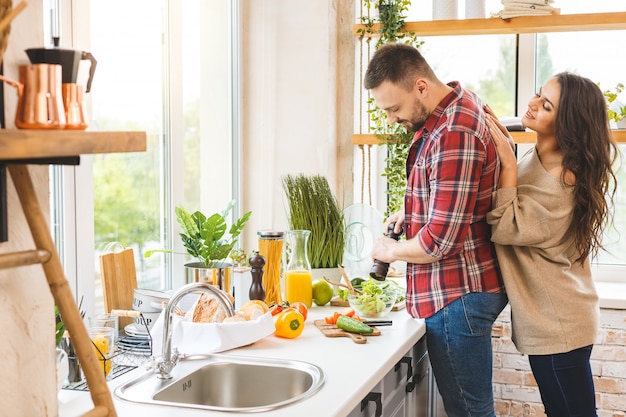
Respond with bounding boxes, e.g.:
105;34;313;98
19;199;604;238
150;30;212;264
364;42;436;91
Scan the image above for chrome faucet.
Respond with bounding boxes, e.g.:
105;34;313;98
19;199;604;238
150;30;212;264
154;282;235;379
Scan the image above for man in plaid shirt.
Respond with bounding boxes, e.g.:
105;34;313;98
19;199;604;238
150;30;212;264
367;43;507;417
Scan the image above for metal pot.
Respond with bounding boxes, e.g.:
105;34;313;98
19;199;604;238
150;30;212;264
0;64;66;129
184;261;233;295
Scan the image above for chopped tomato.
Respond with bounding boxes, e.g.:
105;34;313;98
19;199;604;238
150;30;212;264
287;302;308;321
269;304;284;316
323;308;360;325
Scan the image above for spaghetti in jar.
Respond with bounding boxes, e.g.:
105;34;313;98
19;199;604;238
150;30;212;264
257;230;284;306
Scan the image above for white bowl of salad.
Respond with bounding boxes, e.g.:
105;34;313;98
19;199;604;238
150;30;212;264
346;279;398;318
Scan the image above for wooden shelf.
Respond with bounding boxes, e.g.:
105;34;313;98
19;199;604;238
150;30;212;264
354;12;626;37
0;130;147;161
352;130;626;145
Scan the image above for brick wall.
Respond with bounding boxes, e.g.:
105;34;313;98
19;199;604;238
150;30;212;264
492;306;626;417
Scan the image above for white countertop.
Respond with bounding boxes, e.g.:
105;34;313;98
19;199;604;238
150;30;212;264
59;304;425;417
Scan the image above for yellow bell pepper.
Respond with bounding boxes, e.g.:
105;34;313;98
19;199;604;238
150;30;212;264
273;309;304;339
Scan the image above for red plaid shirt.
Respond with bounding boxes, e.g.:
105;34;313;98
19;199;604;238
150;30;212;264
404;82;505;319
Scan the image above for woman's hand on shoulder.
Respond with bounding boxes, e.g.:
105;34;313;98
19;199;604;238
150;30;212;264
484;104;518;187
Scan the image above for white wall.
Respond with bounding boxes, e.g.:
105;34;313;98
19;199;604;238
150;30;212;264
0;1;59;415
239;0;356;248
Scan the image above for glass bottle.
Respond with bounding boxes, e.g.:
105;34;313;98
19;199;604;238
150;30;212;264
257;230;284;306
284;230;313;308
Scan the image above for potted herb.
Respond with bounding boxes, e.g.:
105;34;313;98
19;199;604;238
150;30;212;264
146;200;252;287
602;82;626;129
282;174;345;277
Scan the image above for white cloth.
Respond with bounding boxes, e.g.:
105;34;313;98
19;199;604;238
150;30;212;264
150;311;275;356
493;0;557;18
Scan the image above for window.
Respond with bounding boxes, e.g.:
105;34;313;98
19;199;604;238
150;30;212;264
354;0;626;281
56;0;238;316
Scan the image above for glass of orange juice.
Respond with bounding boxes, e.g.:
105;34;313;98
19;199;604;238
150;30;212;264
88;327;115;380
284;230;313;308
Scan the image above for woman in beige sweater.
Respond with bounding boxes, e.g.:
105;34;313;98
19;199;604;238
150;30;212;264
485;72;618;417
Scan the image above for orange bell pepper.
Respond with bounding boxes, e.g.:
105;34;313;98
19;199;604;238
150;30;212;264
274;309;305;339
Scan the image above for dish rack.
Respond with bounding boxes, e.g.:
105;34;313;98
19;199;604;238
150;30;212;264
62;315;153;391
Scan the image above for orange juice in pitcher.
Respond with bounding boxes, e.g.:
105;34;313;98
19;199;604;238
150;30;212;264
284;230;313;308
285;269;313;307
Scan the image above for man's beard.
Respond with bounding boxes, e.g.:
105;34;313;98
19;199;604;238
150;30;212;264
402;100;429;132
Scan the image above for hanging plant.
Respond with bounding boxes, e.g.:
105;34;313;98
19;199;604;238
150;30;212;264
358;0;422;217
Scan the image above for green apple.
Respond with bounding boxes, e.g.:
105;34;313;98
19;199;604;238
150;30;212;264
312;279;334;306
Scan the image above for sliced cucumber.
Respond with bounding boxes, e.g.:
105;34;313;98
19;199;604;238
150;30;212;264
336;315;374;334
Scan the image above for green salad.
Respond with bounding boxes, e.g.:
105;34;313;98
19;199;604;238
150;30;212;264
338;278;405;316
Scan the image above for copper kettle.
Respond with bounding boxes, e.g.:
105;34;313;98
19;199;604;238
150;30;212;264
0;64;67;129
24;47;97;130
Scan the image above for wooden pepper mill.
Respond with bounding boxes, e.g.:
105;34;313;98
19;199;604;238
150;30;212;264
248;251;266;301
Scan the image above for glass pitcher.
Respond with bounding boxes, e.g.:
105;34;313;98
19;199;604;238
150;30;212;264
284;230;313;308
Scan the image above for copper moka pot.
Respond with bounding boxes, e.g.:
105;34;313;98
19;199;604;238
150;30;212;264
25;47;97;129
0;64;67;129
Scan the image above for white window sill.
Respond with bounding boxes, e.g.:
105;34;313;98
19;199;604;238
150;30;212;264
596;281;626;310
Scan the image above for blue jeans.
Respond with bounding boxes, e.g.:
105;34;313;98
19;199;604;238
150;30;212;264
425;292;508;417
529;345;597;417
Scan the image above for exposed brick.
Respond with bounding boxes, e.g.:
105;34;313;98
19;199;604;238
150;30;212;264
522;371;537;387
602;393;626;412
494;353;502;368
500;353;531;371
592;345;626;361
494;337;521;354
603;330;626;345
494;368;524;385
493;322;505;337
602;362;626;378
501;385;542;403
495;399;511;415
595;376;626;394
494;307;626;417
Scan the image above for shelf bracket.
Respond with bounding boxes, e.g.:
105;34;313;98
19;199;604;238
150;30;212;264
0;156;80;242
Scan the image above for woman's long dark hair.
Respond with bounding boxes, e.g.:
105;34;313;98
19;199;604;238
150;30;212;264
555;72;619;262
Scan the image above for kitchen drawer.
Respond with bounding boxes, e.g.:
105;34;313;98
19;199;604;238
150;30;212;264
381;353;413;403
348;382;382;417
383;381;406;417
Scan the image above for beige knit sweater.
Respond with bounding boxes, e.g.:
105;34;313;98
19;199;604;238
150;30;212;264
487;147;598;355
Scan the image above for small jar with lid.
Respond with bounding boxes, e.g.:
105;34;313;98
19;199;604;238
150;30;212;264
257;230;284;306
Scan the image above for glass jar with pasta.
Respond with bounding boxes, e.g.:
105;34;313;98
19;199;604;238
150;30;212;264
257;230;284;306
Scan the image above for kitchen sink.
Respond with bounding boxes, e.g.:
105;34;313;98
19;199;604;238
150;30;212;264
114;354;325;412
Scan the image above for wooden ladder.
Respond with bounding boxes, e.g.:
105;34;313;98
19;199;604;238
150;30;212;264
0;164;116;417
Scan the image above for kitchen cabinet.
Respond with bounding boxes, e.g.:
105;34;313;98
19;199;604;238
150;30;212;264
59;307;426;417
348;336;430;417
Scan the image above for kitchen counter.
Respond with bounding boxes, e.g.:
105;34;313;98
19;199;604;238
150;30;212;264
59;304;425;417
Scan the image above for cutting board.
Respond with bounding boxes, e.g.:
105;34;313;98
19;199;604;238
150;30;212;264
314;319;381;344
330;297;406;311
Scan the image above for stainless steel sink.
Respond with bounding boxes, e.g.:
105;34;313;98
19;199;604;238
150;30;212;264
114;354;325;412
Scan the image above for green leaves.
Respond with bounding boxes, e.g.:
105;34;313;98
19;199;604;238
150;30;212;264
147;201;252;268
282;175;345;269
55;306;66;347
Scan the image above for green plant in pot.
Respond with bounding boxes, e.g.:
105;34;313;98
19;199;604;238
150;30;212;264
358;0;422;217
146;200;252;290
282;174;345;278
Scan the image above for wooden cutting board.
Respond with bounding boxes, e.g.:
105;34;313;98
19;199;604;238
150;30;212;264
330;297;406;311
314;319;381;344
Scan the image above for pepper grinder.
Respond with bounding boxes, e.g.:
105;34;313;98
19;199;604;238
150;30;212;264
248;251;266;301
370;223;403;280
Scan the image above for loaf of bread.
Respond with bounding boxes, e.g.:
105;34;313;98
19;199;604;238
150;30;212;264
192;293;227;323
